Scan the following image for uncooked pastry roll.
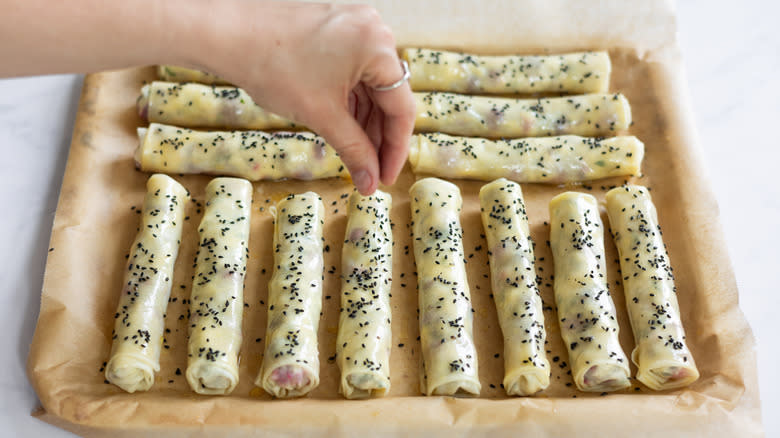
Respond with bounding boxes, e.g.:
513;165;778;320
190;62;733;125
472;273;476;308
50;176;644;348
410;178;480;396
549;192;631;392
414;92;631;138
137;81;297;130
409;133;644;183
605;185;700;390
136;123;348;181
336;190;393;399
157;65;230;85
402;49;610;94
105;174;189;393
186;177;252;395
257;192;324;398
479;179;550;395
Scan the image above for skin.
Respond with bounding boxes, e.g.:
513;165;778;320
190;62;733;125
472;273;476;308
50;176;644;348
0;0;415;195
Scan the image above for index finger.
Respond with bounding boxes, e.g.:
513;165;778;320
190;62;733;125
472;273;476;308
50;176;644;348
366;58;416;185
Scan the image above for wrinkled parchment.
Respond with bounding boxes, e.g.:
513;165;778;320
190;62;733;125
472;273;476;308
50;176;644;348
26;0;763;436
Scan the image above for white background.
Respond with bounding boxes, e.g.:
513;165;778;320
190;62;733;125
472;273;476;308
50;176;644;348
0;1;776;435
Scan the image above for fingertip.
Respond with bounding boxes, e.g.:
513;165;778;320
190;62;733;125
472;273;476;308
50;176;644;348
378;135;410;186
375;103;413;187
353;169;377;195
378;160;400;186
309;108;380;195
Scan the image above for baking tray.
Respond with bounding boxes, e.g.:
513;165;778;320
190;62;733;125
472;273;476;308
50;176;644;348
27;1;762;436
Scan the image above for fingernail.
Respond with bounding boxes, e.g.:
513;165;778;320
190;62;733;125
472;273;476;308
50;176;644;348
353;170;374;195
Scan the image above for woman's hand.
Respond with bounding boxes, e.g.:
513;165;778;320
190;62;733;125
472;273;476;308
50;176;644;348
198;1;416;195
1;0;415;195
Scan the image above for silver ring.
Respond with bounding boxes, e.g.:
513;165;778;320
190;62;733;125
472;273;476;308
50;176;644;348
372;60;410;91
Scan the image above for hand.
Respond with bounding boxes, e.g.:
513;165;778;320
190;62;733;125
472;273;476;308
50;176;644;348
0;0;415;195
200;1;416;195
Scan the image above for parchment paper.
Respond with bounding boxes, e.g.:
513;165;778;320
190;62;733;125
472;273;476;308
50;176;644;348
27;0;763;436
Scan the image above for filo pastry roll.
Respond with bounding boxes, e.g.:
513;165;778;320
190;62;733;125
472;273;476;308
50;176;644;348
106;174;189;393
137;81;297;130
414;92;631;138
257;192;324;398
479;179;550;395
410;178;480;396
186;177;252;395
157;65;230;85
401;49;610;94
137;82;629;139
136;123;347;181
605;185;699;390
549;192;631;392
409;133;644;183
336;190;393;399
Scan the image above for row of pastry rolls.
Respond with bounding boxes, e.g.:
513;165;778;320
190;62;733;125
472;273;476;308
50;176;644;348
259;189;398;399
108;174;537;398
258;189;397;399
549;192;631;392
144;49;636;186
106;175;252;394
108;174;697;396
134;122;643;185
549;188;699;392
404;49;639;183
108;174;398;398
400;49;625;138
403;49;638;184
105;175;253;396
134;80;339;184
157;49;610;97
137;81;630;140
410;178;698;395
134;123;642;185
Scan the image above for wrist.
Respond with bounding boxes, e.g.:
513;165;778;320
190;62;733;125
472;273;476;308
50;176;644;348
147;0;215;70
178;0;285;82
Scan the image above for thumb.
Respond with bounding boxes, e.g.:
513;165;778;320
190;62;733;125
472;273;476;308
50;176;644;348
312;108;379;195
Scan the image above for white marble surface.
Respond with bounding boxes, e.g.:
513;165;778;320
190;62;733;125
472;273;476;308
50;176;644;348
0;1;777;436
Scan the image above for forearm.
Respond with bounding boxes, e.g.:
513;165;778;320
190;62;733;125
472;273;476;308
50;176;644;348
2;0;414;195
0;0;216;77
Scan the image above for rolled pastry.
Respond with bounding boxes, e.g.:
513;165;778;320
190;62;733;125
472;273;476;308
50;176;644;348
414;92;631;138
106;174;189;393
136;123;347;181
549;192;631;392
137;81;297;130
402;49;610;94
479;179;550;395
186;177;252;395
409;133;644;183
157;65;230;85
336;190;393;399
257;192;324;398
410;178;480;396
605;185;700;390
